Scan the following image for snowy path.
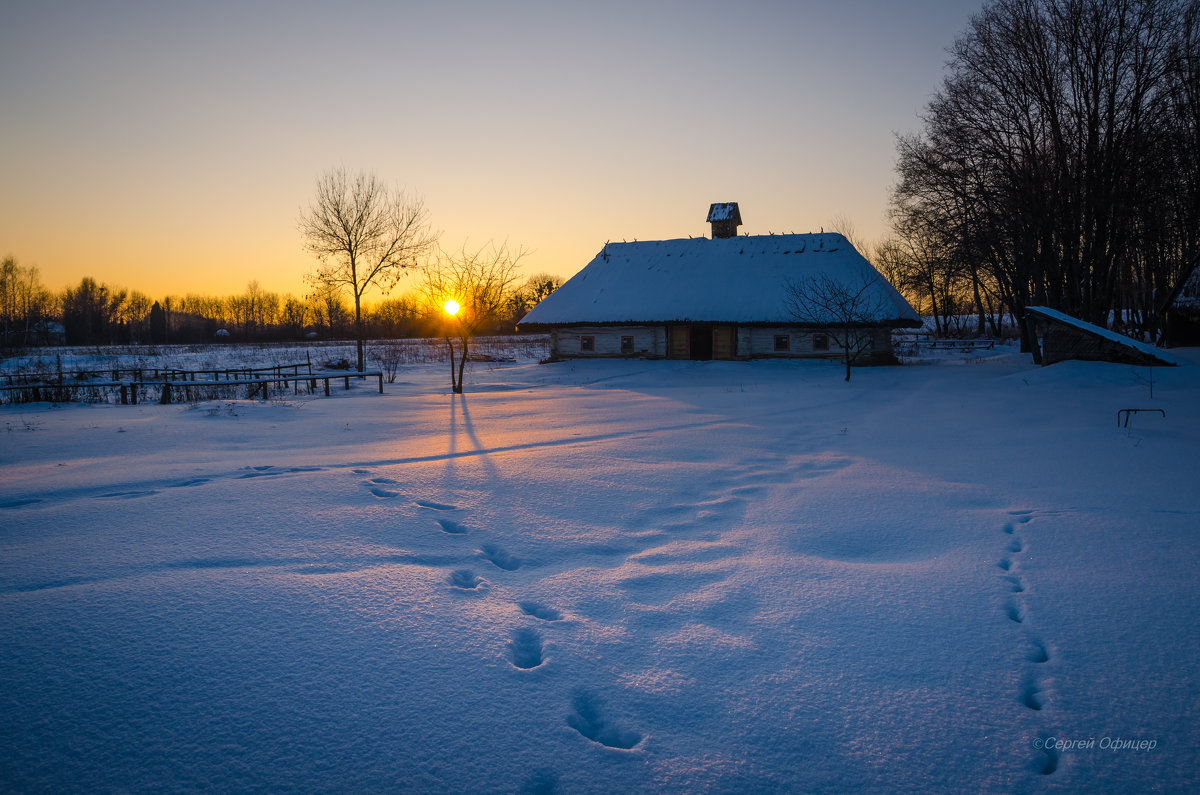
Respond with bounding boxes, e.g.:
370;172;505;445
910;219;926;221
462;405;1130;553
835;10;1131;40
2;353;1197;791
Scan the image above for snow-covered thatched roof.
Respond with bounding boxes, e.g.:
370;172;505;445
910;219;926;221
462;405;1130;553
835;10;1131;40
518;232;921;328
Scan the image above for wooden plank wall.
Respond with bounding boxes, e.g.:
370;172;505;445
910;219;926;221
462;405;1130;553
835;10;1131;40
554;326;667;358
548;324;896;361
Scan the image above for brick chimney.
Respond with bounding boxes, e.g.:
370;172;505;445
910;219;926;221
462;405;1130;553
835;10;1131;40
706;202;742;239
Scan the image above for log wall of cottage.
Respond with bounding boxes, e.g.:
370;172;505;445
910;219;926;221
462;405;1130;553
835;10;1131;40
549;324;895;361
552;326;666;358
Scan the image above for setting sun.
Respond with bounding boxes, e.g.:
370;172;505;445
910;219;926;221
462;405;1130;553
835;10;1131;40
443;299;460;316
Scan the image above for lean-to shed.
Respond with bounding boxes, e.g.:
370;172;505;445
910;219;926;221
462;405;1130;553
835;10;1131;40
1025;306;1181;367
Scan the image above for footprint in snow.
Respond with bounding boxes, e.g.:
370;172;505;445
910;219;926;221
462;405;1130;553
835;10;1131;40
1027;639;1050;664
1;498;43;509
437;519;468;534
1019;678;1044;711
567;693;642;750
99;490;159;499
519;602;562;621
1002;575;1025;593
448;569;485;590
168;478;209;488
1035;739;1059;775
367;486;400;499
238;465;323;479
508;628;545;669
416;499;458;511
479;543;521;571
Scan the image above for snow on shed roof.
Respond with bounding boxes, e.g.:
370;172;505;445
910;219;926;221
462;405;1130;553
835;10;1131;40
519;233;921;327
1172;261;1200;309
1025;306;1186;366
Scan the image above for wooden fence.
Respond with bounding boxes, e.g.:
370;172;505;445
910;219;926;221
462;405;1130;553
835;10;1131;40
1;361;313;386
0;370;383;406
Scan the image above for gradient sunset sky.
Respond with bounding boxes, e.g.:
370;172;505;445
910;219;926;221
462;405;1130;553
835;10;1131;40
1;0;980;300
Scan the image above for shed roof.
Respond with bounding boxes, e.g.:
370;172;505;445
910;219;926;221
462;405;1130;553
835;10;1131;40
519;233;921;328
1025;306;1185;366
1172;260;1200;309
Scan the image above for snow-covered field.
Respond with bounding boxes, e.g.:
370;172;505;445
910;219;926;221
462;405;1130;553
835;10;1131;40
2;344;1197;792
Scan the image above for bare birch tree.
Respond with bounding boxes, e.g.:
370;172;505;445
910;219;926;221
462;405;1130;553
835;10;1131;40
299;168;437;371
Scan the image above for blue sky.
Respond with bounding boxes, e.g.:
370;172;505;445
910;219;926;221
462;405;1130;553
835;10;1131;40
0;0;981;298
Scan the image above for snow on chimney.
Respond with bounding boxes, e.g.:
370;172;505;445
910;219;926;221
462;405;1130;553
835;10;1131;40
706;202;742;239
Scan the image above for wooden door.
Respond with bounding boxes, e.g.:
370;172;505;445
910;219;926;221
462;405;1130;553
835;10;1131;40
713;326;734;359
669;326;690;359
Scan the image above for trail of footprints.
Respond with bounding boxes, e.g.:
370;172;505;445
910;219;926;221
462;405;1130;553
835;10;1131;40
999;510;1057;776
355;469;643;751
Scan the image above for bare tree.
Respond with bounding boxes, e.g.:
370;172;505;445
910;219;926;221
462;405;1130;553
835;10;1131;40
784;274;891;382
421;242;527;393
891;0;1199;348
826;215;872;261
299;168;437;371
1;256;51;348
281;296;309;340
507;272;563;327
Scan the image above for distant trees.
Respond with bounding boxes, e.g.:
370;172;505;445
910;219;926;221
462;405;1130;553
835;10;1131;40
890;0;1200;345
60;278;141;345
0;256;52;348
421;242;527;393
507;272;563;324
300;168;438;371
0;266;553;349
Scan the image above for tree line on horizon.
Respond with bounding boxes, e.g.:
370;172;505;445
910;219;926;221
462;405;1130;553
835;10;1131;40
0;254;562;350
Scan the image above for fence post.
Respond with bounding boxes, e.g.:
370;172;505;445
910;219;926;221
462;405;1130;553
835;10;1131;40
378;372;383;393
324;377;330;396
160;382;171;404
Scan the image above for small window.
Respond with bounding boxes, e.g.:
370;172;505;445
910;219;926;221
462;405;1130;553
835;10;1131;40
620;335;634;354
812;333;830;351
580;335;595;352
773;334;790;352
